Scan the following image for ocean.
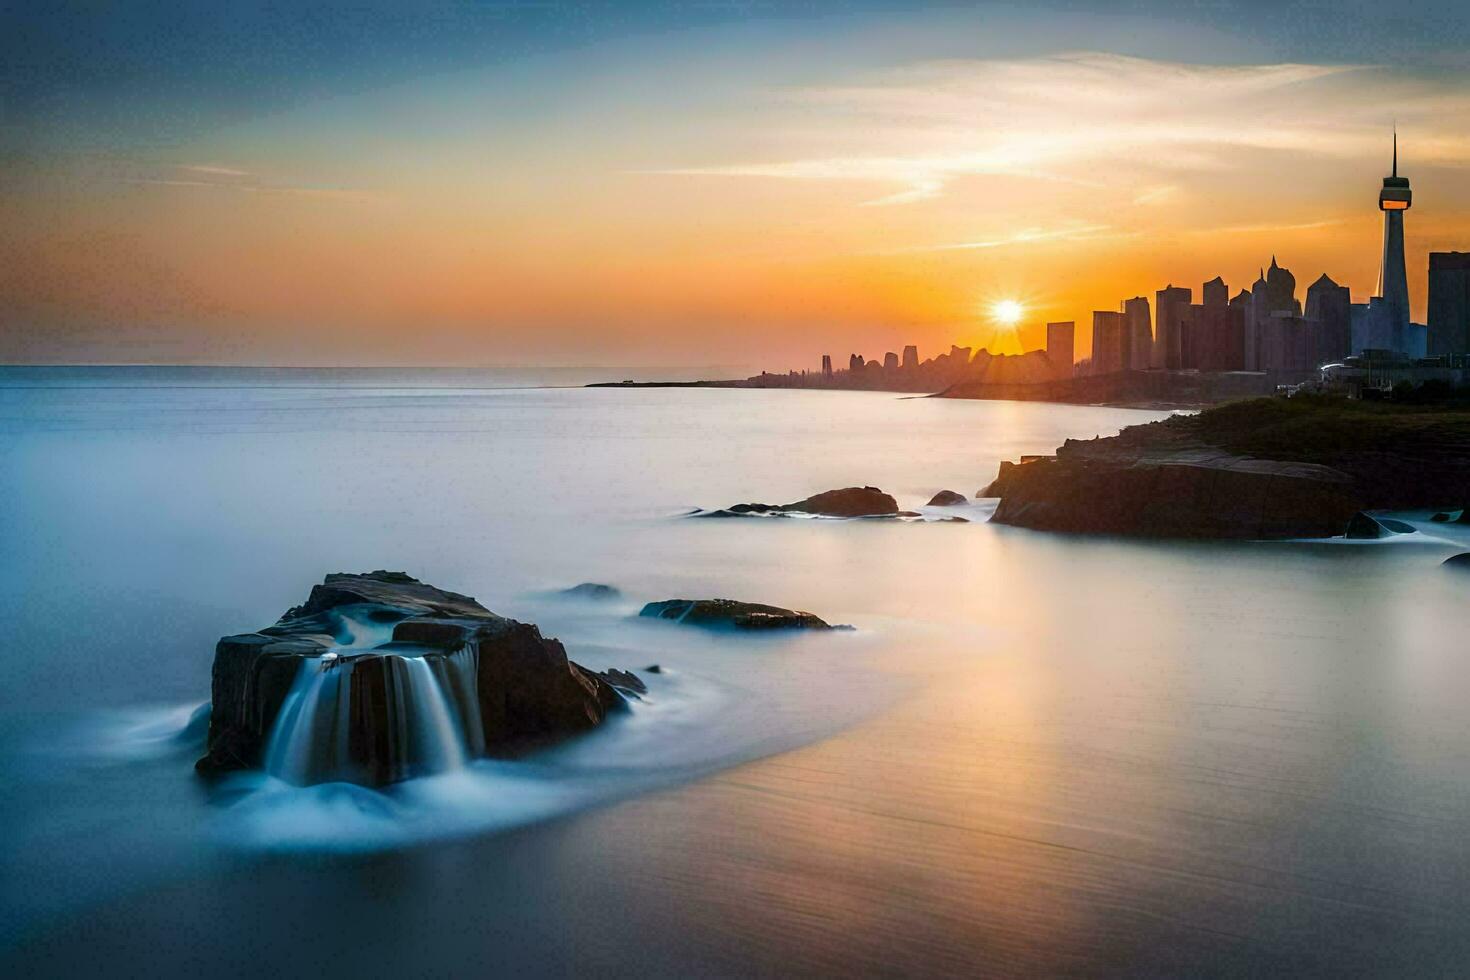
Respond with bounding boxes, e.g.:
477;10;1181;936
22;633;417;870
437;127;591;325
3;366;1469;975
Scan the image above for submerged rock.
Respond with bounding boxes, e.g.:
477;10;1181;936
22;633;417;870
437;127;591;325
640;598;842;631
199;571;625;786
926;490;968;506
560;582;622;600
1345;512;1415;538
700;486;900;519
1444;553;1470;569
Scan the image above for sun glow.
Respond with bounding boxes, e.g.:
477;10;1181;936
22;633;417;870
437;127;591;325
991;299;1024;325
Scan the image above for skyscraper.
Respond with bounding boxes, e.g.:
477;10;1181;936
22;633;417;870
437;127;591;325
1428;252;1470;356
1046;321;1074;380
1305;274;1352;363
1123;296;1152;370
1202;276;1228;309
902;345;919;369
1091;311;1125;374
1154;285;1191;370
1376;129;1412;352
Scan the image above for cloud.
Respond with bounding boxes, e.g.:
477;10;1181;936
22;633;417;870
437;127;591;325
110;163;383;203
179;164;251;177
645;51;1470;206
882;222;1120;253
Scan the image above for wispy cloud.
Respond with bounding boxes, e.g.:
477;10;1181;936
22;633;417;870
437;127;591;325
645;52;1470;207
881;223;1119;254
113;162;382;203
179;164;251;178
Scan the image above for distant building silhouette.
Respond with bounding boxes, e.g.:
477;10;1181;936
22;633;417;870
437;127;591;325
1376;129;1412;352
1091;311;1125;374
902;345;919;369
1305;273;1352;363
1202;276;1228;309
1046;321;1074;379
1123;296;1151;370
821;354;833;377
1265;257;1298;316
849;353;863;371
1154;285;1191;370
883;351;899;370
1428;252;1470;356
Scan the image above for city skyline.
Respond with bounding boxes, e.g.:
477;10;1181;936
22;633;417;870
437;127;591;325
6;2;1470;366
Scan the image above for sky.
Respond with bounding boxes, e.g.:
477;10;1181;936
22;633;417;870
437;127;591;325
5;1;1470;367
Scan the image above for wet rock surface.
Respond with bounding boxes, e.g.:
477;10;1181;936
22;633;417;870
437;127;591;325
640;598;844;631
699;485;900;518
1344;512;1414;539
199;571;625;784
926;490;968;506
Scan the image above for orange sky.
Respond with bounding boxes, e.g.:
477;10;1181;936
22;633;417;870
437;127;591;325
5;30;1470;367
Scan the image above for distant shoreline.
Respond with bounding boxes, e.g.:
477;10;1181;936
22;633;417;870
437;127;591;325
585;368;1299;411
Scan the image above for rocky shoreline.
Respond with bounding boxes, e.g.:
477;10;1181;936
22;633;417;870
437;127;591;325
982;396;1470;538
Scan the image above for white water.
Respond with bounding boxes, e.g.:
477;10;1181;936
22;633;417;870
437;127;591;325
261;607;480;786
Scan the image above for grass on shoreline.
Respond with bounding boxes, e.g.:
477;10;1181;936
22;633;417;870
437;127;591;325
1165;394;1470;460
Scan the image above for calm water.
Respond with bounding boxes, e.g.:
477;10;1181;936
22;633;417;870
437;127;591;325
3;368;1469;976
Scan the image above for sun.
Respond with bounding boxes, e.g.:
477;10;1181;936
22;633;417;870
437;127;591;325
991;299;1024;325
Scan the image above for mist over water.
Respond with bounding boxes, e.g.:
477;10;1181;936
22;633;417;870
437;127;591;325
3;368;1470;975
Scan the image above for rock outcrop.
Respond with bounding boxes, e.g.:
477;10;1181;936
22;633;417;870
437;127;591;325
199;571;625;785
985;397;1470;539
926;490;968;506
560;582;621;600
699;486;901;518
640;598;842;631
1444;553;1470;570
986;439;1361;539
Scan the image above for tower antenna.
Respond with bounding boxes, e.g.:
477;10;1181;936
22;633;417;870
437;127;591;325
1392;123;1398;177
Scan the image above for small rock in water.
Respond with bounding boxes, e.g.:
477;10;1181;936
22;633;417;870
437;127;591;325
1431;511;1457;522
1345;512;1410;539
699;486;900;519
643;664;663;673
926;490;968;506
1444;553;1470;570
596;668;647;696
640;598;841;631
560;582;622;600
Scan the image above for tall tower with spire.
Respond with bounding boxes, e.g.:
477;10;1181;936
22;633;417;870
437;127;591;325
1376;128;1412;351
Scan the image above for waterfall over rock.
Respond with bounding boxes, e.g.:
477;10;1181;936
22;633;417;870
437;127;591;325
199;571;635;786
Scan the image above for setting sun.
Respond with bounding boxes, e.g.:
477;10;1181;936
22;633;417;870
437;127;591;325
991;299;1024;325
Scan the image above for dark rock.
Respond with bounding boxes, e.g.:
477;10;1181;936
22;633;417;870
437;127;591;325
1444;553;1470;569
700;486;900;519
199;571;625;784
927;490;968;506
1431;512;1457;522
990;448;1362;539
1345;512;1414;538
643;664;663;673
596;668;647;696
640;598;838;631
940;516;969;523
787;486;899;517
560;582;621;600
1457;508;1470;525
